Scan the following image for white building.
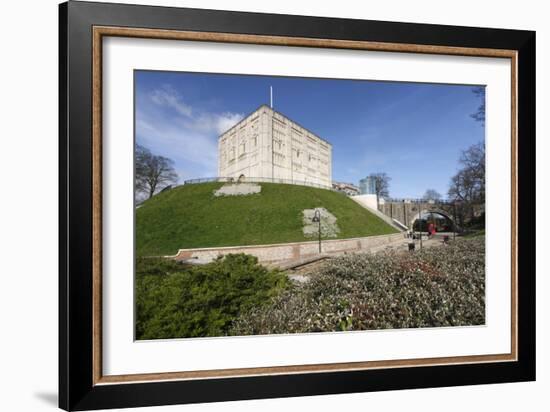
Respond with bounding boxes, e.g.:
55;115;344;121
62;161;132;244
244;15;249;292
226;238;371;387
218;105;332;187
332;181;360;196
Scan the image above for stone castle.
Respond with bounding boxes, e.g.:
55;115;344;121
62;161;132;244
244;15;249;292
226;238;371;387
218;105;332;187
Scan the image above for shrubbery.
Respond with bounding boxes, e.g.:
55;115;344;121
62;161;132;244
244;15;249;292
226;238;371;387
136;254;289;339
136;238;485;340
230;238;485;335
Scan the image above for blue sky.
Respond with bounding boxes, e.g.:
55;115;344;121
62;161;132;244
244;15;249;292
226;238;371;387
135;70;484;198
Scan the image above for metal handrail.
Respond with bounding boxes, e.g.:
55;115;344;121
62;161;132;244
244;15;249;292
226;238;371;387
182;176;339;192
383;198;456;204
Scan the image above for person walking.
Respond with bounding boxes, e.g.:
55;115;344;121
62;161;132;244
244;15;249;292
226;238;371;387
428;222;436;238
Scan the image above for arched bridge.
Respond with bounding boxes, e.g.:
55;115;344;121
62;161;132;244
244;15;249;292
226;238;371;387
378;199;460;231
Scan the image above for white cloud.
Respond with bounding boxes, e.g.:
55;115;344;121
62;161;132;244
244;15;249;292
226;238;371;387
214;112;244;134
138;85;245;180
137;121;219;177
148;85;243;135
150;85;193;117
136;118;155;132
188;111;244;135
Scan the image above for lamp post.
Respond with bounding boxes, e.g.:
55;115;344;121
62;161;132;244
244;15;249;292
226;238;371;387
312;209;322;253
453;200;459;241
419;211;423;250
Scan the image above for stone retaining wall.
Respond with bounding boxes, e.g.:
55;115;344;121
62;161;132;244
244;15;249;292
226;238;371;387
171;233;404;264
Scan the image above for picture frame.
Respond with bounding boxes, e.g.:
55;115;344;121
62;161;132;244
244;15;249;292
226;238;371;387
59;1;536;410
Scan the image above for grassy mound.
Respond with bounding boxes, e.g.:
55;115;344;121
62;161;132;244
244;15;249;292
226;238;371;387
136;182;397;256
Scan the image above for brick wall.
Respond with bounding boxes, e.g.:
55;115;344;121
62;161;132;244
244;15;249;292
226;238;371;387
172;233;404;264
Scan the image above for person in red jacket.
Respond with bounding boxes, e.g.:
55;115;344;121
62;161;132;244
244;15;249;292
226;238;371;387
428;222;436;238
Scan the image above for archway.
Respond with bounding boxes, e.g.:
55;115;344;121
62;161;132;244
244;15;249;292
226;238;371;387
411;210;455;232
237;174;246;182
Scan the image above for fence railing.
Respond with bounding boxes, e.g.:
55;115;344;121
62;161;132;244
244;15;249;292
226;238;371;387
183;176;338;192
383;198;455;204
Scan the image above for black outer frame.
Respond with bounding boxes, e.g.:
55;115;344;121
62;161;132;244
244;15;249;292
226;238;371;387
59;1;536;410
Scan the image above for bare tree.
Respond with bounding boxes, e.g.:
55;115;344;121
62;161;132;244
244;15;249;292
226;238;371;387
448;141;485;223
368;172;391;199
448;169;479;203
136;144;178;200
459;141;485;193
423;189;442;201
471;86;486;125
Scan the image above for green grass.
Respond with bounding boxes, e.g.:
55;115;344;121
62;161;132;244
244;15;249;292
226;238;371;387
136;182;397;256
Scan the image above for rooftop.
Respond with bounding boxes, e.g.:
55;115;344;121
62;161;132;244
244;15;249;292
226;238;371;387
218;104;332;147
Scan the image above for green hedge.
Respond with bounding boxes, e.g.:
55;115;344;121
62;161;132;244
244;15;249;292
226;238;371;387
136;254;289;339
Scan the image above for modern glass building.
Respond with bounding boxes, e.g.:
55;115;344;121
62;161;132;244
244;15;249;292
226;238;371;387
359;176;376;195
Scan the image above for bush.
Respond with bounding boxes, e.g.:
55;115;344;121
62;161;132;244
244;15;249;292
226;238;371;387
230;237;485;335
136;254;289;339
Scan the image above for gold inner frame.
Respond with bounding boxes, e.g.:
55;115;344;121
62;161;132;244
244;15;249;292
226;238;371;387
92;26;518;385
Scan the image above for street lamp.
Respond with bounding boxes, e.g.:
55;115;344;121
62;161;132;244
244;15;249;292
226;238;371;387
452;199;461;241
419;212;423;250
312;209;322;253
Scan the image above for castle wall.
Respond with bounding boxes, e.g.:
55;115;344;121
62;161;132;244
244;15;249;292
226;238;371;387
218;105;332;187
